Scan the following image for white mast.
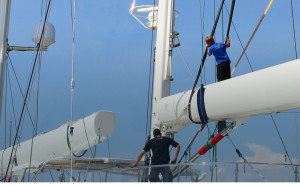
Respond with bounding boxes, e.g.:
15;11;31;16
0;0;11;127
150;0;175;138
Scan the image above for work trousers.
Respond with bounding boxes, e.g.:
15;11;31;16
149;165;173;182
217;61;231;133
217;61;231;82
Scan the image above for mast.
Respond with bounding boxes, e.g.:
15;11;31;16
0;0;11;128
150;0;175;138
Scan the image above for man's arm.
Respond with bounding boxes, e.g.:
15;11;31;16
171;145;181;164
226;36;230;48
129;150;146;168
206;44;211;56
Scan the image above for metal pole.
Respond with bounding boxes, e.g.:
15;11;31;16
235;163;239;182
177;165;180;182
0;0;11;135
295;166;298;182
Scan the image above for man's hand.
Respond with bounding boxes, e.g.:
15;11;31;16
130;150;146;168
226;36;230;47
129;163;138;168
171;159;177;164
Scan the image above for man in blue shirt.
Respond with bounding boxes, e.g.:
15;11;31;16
205;35;231;133
205;35;231;82
130;129;180;182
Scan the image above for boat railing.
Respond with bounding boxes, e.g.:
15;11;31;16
76;161;300;182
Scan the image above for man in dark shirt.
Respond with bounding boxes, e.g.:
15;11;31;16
130;129;180;182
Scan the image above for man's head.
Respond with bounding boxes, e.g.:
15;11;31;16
153;129;162;137
205;35;215;47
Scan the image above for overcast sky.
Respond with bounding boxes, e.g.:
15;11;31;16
1;0;300;182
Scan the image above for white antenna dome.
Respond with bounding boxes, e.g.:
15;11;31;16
32;21;55;47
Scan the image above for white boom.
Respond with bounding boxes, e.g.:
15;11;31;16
0;110;115;177
157;59;300;130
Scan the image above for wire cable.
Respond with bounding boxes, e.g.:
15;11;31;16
187;0;225;124
270;114;299;181
290;0;299;180
290;0;298;59
4;62;7;148
176;47;195;81
231;0;274;75
145;0;156;141
224;3;254;72
3;0;53;181
68;0;76;181
28;53;42;181
143;1;156;177
7;54;35;128
227;136;268;181
198;0;206;85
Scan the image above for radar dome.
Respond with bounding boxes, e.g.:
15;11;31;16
32;22;55;47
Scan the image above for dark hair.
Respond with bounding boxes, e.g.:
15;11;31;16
153;129;161;137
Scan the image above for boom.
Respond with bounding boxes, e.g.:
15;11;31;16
157;59;300;131
0;111;115;177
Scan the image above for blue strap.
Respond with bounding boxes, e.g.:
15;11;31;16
197;84;208;124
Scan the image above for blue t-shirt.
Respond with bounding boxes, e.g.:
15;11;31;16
209;42;231;65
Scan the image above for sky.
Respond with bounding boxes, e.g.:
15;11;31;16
1;0;300;182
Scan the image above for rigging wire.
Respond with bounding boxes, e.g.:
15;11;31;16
224;1;298;180
295;112;299;179
224;3;254;72
176;47;195;81
145;0;156;141
68;0;76;182
81;118;97;181
227;136;268;181
187;0;225;124
28;53;42;181
66;126;87;158
6;40;43;182
290;0;298;59
139;1;157;178
290;0;299;180
231;0;274;75
213;0;217;84
65;0;96;166
49;170;55;182
7;68;17;132
198;0;206;85
3;0;53;181
4;62;7;148
270;114;300;180
142;1;157;180
7;54;36;129
177;127;202;164
223;2;298;179
83;118;95;157
12;50;44;175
